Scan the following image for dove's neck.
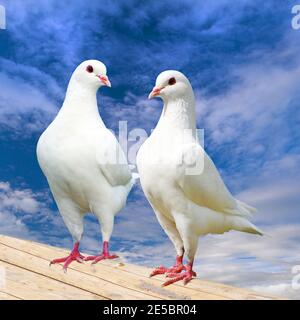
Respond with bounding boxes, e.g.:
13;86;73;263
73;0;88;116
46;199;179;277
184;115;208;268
158;93;196;133
58;80;105;126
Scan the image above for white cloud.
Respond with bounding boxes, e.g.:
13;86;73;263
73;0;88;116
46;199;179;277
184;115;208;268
194;36;300;190
0;181;41;214
0;58;61;136
102;93;161;130
0;181;39;237
0;181;70;247
251;283;296;299
198;224;300;269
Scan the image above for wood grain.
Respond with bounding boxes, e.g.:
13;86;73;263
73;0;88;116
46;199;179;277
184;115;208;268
0;235;283;300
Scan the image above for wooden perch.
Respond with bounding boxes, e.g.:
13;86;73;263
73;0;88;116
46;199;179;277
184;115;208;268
0;234;283;300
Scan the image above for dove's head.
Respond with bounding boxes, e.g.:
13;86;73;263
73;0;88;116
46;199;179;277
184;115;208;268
148;70;192;101
70;60;111;91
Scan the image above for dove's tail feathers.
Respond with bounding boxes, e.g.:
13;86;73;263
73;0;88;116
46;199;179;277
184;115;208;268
230;199;257;218
232;216;263;236
237;200;257;214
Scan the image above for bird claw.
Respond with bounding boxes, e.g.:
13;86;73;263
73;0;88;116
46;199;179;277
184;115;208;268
76;257;84;263
167;264;186;274
162;270;196;286
166;269;196;278
166;272;181;278
50;252;85;272
49;242;85;272
84;253;119;264
150;266;168;277
85;241;118;265
150;263;185;277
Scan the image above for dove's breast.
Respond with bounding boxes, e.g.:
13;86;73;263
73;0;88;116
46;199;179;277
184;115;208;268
37;121;109;211
38;123;92;174
137;133;187;219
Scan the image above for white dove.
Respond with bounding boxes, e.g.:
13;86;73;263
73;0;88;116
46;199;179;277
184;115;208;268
37;60;134;271
136;70;262;286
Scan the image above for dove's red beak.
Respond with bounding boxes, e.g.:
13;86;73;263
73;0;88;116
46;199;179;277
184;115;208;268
148;87;161;99
98;75;111;87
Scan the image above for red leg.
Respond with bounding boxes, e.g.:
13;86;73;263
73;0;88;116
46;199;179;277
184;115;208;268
163;260;196;286
150;255;185;277
84;241;118;264
49;242;85;272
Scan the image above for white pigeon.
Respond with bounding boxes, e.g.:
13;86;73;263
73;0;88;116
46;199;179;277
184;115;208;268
37;60;135;271
136;70;262;286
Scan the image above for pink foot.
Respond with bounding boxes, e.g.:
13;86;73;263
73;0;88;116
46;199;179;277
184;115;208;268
163;261;196;286
84;241;118;264
150;255;185;277
49;242;85;272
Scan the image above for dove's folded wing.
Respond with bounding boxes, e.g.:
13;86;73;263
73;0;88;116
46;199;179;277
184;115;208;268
177;143;253;217
96;130;132;187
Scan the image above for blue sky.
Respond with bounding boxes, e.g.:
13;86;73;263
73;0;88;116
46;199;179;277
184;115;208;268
0;0;300;298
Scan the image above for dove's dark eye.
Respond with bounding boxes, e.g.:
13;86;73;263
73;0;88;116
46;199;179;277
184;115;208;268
86;65;94;73
168;77;176;85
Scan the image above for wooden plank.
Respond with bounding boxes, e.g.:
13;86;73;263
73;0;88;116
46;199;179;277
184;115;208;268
0;236;227;300
103;263;279;300
1;236;278;300
0;261;105;300
93;260;278;300
0;242;158;300
0;235;283;300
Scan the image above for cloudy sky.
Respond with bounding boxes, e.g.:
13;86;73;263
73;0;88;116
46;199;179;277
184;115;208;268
0;0;299;299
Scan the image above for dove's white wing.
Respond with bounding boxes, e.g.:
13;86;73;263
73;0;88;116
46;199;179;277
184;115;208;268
96;129;132;187
177;143;255;217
